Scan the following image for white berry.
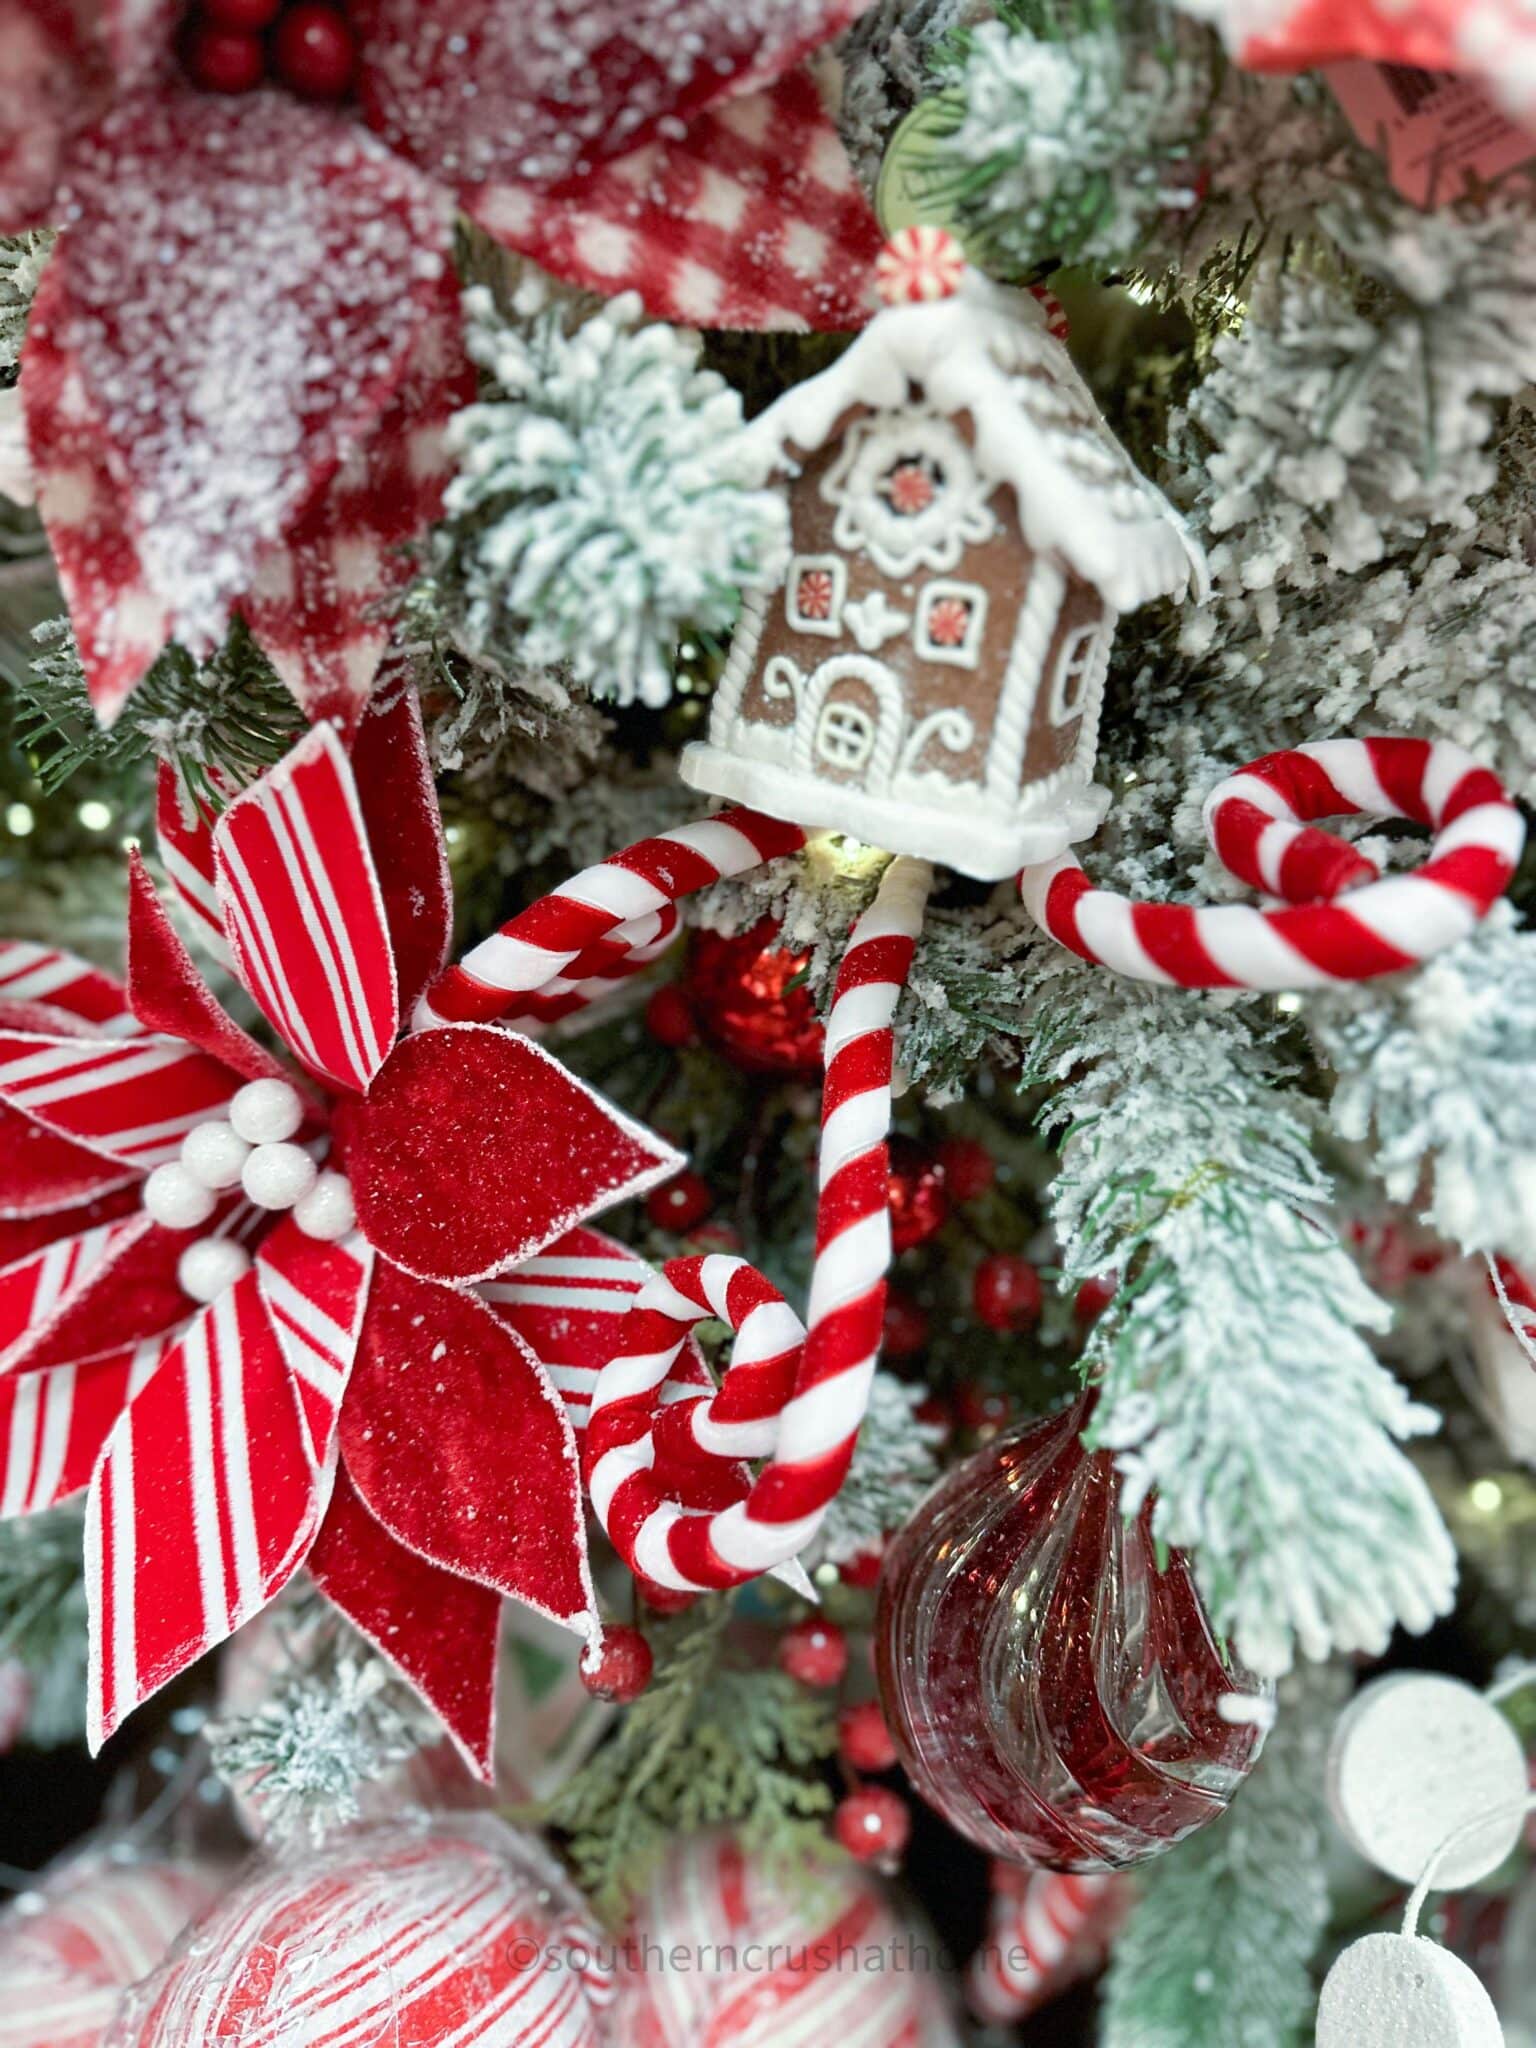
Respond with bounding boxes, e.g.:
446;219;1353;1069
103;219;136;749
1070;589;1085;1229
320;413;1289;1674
177;1237;252;1304
229;1078;303;1146
293;1170;355;1242
142;1163;217;1232
241;1142;318;1212
180;1119;251;1191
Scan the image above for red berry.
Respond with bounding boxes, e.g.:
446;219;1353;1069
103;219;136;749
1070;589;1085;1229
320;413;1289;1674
580;1625;654;1703
271;2;356;99
1074;1273;1117;1324
937;1136;995;1203
200;0;282;26
645;1170;713;1234
886;1136;948;1254
838;1700;898;1773
881;1288;929;1358
834;1785;911;1865
185;23;266;91
690;1220;744;1256
645;984;698;1049
778;1617;847;1689
973;1253;1042;1332
913;1394;953;1440
953;1381;1010;1432
636;1576;696;1616
837;1545;885;1591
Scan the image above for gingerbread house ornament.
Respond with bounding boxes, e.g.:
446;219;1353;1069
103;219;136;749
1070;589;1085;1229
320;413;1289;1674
682;229;1207;880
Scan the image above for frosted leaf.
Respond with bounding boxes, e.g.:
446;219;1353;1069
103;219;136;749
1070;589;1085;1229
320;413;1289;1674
0;3;104;233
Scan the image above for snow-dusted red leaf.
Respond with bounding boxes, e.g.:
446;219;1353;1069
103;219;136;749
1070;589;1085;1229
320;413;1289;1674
350;675;454;1022
155;761;233;961
255;1218;372;1469
0;2;105;232
214;724;399;1096
125;852;290;1088
309;1459;500;1781
340;1260;596;1637
85;1268;327;1750
473;71;884;331
0;1214;136;1362
350;1026;683;1286
0;1102;138;1218
0;1334;164;1518
0;935;131;1028
33;88;453;713
0;1026;239;1169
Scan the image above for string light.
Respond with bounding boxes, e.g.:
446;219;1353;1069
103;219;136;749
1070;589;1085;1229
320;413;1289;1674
1470;1478;1505;1514
77;800;113;831
5;803;34;837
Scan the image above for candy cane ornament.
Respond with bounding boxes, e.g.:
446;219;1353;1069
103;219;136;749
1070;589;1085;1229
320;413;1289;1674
1019;738;1523;989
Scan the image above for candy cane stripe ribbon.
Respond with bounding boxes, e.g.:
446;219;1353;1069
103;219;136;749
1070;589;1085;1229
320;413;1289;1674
1020;738;1522;990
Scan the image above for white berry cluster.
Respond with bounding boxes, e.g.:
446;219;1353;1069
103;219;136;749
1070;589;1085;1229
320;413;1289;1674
141;1079;355;1304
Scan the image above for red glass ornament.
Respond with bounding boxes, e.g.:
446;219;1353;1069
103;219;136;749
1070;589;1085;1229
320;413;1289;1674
185;23;266;91
875;1398;1270;1868
973;1253;1041;1331
938;1136;995;1203
952;1381;1010;1433
834;1786;911;1865
581;1625;654;1703
778;1617;847;1690
684;920;824;1077
645;1171;713;1234
881;1287;929;1358
839;1699;898;1773
644;984;698;1049
201;0;282;27
271;2;357;100
887;1137;948;1254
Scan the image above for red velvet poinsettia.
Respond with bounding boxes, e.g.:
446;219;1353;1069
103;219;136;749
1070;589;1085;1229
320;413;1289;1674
0;681;688;1775
0;0;881;726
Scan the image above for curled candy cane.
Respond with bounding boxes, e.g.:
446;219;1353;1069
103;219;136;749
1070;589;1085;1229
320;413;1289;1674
1019;737;1523;989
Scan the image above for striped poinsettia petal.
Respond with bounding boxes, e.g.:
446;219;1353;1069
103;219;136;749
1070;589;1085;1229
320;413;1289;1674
0;1028;240;1168
85;1268;329;1751
213;724;399;1096
0;1336;165;1520
0;1102;140;1219
2;1206;225;1379
155;762;232;963
254;1219;373;1470
0;939;133;1031
0;1217;138;1361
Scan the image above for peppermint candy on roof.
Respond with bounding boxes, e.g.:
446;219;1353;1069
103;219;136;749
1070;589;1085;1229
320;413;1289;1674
0;679;695;1776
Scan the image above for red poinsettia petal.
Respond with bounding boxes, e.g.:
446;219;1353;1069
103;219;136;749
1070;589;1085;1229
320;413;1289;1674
0;1026;239;1169
254;1218;372;1470
340;1260;596;1637
155;761;235;962
32;87;453;711
0;936;131;1029
350;1026;683;1286
0;1332;165;1518
473;72;883;332
353;0;868;197
85;1267;327;1751
0;1102;138;1218
309;1460;500;1781
0;1181;141;1265
243;275;472;735
125;851;291;1089
0;1211;138;1361
214;724;398;1096
0;2;105;232
349;674;453;1024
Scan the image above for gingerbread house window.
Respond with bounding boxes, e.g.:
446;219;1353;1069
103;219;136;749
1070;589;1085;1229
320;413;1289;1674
815;699;876;772
1049;623;1103;725
786;553;847;638
916;580;988;669
823;407;997;578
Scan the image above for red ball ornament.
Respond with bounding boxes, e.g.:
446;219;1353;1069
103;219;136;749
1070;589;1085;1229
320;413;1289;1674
636;1575;697;1616
778;1617;847;1689
887;1136;948;1254
938;1136;995;1203
834;1786;911;1866
271;2;357;100
184;23;266;91
685;920;824;1077
837;1545;886;1591
973;1253;1042;1331
1074;1273;1118;1324
875;1396;1271;1867
839;1699;899;1773
645;1170;714;1234
645;984;698;1049
581;1625;654;1703
881;1287;930;1358
953;1381;1011;1433
201;0;282;27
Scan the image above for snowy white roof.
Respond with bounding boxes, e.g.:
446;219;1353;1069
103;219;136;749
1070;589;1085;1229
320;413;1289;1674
738;272;1208;615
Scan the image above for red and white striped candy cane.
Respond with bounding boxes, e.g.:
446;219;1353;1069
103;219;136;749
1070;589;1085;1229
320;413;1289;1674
414;808;805;1031
969;1867;1126;2025
585;855;933;1591
1019;738;1523;990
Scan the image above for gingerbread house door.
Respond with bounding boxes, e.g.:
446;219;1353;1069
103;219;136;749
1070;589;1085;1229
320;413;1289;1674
793;656;905;793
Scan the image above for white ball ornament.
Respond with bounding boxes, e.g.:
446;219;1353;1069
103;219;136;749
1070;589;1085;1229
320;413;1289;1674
241;1142;318;1212
292;1170;355;1242
180;1118;250;1191
1316;1935;1503;2048
177;1237;252;1304
1329;1674;1526;1888
228;1077;303;1147
141;1163;217;1232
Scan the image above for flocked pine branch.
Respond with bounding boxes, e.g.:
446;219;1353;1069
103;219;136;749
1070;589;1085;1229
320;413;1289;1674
0;232;50;382
0;1505;87;1747
436;279;789;710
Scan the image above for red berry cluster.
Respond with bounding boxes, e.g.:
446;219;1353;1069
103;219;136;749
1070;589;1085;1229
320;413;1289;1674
183;0;356;100
777;1617;911;1868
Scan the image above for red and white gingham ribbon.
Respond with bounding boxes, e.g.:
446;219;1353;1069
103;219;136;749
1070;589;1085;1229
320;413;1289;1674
1019;738;1522;989
584;855;932;1589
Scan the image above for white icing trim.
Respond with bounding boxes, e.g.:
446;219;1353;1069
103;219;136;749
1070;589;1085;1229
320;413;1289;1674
914;579;988;669
820;407;997;578
795;655;905;789
901;708;975;777
786;554;847;638
762;653;805;710
814;699;877;775
1048;621;1103;724
986;557;1063;803
844;590;911;652
708;585;770;733
1073;605;1115;777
